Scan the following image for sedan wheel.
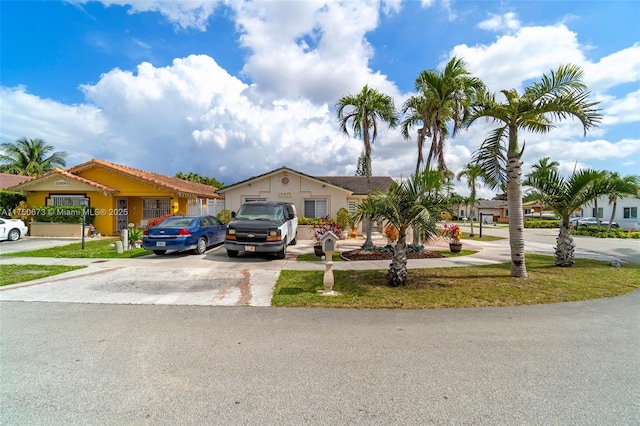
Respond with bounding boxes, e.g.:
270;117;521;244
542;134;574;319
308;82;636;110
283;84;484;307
194;237;207;255
8;229;20;241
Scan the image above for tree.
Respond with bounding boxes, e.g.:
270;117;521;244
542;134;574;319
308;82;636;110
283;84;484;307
174;171;223;188
401;94;431;175
465;64;602;278
600;172;640;231
0;137;67;176
336;84;398;247
523;168;606;266
528;157;560;218
353;169;446;286
414;57;484;175
456;163;485;236
355;149;371;177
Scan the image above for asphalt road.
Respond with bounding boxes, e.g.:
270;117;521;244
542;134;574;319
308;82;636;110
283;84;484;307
1;294;639;425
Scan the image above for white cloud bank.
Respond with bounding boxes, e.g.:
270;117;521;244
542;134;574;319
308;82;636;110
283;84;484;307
2;4;639;193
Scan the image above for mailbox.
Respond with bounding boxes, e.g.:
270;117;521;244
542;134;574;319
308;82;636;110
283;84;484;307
320;231;339;253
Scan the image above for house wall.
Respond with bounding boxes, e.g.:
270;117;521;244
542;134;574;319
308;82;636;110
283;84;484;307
223;170;351;218
581;195;640;229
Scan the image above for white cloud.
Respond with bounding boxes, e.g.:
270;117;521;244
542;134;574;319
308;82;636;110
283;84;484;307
477;12;521;33
73;0;222;31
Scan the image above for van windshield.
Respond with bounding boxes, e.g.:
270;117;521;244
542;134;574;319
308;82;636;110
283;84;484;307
236;204;285;221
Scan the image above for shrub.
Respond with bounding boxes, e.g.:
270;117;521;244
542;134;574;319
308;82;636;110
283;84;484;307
312;216;342;241
146;213;179;228
216;209;233;224
336;208;351;230
0;191;26;216
524;220;560;229
32;205;95;224
571;226;639;239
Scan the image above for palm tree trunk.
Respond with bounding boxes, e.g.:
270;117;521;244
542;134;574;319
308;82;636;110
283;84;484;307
387;232;408;286
555;223;575;266
607;201;617;231
506;156;528;278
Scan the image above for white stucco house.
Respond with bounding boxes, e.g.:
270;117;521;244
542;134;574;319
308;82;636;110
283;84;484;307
217;166;394;231
575;195;639;229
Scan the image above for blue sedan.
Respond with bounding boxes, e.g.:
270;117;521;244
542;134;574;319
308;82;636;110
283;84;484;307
142;215;226;255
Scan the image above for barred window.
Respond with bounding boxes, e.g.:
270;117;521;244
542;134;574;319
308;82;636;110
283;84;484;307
143;199;171;219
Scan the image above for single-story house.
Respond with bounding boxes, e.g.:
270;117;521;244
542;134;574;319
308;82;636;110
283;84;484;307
7;158;223;236
575;195;639;229
218;166;394;231
451;199;502;223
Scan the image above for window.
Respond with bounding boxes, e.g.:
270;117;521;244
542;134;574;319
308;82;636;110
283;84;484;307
49;195;86;206
143;199;171;218
304;199;327;218
623;207;637;219
592;207;604;218
524;208;532;215
348;201;357;215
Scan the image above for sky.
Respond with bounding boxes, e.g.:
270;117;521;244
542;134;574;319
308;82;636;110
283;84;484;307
1;0;639;198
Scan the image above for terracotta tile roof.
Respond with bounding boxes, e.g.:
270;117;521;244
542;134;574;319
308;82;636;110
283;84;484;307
67;159;222;199
316;176;394;194
0;173;31;190
5;168;118;193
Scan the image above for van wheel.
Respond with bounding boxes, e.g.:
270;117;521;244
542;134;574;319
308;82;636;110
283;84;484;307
290;233;297;245
276;244;286;259
227;250;238;258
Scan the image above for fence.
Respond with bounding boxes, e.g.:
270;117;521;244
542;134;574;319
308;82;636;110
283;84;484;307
187;198;225;217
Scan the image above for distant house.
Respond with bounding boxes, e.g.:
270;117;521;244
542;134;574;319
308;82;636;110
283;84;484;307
575;195;639;229
0;173;30;190
218;166;393;232
451;199;502;223
7;159;223;236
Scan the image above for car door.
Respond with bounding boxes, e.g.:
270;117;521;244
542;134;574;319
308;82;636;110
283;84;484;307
199;216;214;245
210;216;225;244
0;219;6;240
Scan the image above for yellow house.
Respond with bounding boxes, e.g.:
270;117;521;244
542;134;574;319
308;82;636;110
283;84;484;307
8;158;223;236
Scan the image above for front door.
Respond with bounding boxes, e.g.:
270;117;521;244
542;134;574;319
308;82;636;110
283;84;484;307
116;198;129;232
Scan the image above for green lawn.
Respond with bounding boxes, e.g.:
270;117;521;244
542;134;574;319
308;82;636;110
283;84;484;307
0;264;87;287
272;254;640;309
1;238;151;258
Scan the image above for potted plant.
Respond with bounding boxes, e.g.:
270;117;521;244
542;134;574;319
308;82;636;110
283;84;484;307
312;216;342;257
127;227;144;249
441;223;462;253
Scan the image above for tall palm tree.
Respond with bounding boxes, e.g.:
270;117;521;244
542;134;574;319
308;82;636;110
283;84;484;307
0;137;67;176
524;168;606;266
601;172;640;231
400;95;430;175
456;163;485;236
465;64;602;278
414;57;484;175
354;169;446;286
336;84;398;247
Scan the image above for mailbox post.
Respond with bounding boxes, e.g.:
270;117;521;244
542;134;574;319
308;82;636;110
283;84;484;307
318;231;341;296
80;198;89;250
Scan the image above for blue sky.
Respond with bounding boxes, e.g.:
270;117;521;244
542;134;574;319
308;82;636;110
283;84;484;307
1;0;638;197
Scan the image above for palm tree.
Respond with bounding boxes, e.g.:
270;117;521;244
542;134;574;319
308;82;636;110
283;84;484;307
400;95;430;175
414;57;484;175
354;169;446;286
601;172;640;231
465;64;602;278
523;168;606;266
456;163;485;236
528;157;560;218
336;84;398;248
0;137;67;176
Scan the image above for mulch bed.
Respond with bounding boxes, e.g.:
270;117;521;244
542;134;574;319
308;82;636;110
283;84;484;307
341;249;445;261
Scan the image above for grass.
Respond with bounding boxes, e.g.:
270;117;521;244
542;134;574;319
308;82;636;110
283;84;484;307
272;254;640;309
296;252;343;262
0;264;87;287
1;238;151;258
461;232;504;242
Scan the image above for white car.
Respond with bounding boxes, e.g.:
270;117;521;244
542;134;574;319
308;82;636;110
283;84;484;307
0;218;29;241
575;216;619;228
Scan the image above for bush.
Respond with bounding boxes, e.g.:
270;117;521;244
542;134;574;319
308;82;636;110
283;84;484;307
299;216;324;225
32;205;95;224
146;213;179;228
0;191;26;216
524;220;560;228
571;226;640;239
359;244;425;253
216;209;233;224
